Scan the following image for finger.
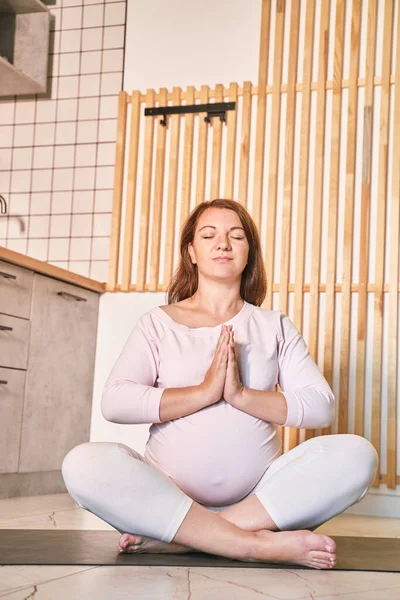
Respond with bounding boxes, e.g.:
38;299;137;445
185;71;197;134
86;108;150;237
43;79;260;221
217;331;229;363
219;327;229;349
216;326;226;352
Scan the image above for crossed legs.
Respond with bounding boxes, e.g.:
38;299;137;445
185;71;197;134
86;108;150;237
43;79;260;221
62;434;378;567
118;491;281;554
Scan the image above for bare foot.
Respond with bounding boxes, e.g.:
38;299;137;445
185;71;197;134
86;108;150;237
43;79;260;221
246;529;337;569
117;532;194;554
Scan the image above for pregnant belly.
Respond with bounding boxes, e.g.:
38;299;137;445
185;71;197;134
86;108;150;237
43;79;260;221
145;407;281;506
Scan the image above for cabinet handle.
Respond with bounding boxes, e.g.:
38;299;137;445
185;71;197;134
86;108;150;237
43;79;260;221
57;291;87;302
0;271;17;280
0;325;13;331
0;380;7;385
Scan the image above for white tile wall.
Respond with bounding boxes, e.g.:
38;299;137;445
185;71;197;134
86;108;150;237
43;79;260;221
0;0;126;282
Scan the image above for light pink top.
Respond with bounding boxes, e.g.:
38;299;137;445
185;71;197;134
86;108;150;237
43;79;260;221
101;301;335;506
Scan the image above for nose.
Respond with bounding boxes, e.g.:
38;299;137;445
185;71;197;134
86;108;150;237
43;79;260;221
216;237;231;250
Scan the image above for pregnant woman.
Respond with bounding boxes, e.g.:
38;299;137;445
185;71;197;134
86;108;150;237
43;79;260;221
62;198;378;569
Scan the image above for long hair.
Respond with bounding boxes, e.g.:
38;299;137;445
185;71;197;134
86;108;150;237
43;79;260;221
166;199;267;306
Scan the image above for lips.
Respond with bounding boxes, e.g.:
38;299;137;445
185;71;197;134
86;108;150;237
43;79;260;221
213;257;232;262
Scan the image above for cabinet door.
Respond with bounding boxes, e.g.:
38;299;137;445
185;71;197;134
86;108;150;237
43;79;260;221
19;274;99;472
0;313;30;369
0;260;33;319
0;367;26;473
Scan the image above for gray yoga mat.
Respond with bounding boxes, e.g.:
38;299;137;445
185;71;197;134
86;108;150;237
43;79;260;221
0;530;399;571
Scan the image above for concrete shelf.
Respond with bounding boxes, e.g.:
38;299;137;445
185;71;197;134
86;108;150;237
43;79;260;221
0;0;49;14
0;0;50;96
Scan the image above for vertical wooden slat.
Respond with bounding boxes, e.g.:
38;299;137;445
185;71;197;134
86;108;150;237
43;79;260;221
304;0;330;443
266;0;285;443
210;83;224;200
280;0;301;452
321;0;346;437
121;90;141;292
354;1;378;438
338;0;361;434
163;87;182;287
136;89;155;291
149;88;168;291
264;0;285;312
224;82;238;199
238;81;253;206
180;86;195;229
291;0;317;448
371;0;394;487
196;85;210;205
107;91;127;291
294;0;317;331
386;0;400;489
280;0;300;315
252;0;271;227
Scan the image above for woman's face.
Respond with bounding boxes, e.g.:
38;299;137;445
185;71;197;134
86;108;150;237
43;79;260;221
188;208;250;281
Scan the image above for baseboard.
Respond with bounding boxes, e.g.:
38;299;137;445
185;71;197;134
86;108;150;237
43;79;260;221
0;470;67;499
343;488;400;519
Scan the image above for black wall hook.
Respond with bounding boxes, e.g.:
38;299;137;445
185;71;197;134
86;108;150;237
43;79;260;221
146;102;236;127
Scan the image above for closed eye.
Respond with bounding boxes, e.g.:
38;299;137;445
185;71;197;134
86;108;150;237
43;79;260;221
202;236;244;240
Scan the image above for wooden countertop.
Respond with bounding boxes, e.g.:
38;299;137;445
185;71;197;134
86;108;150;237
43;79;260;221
0;246;106;293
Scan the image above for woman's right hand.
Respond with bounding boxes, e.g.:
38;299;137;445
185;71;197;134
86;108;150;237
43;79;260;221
199;325;230;405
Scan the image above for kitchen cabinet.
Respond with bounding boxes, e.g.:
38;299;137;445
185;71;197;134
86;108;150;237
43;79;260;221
0;260;100;498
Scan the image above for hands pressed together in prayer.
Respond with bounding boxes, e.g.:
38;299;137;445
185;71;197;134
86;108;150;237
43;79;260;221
199;324;246;408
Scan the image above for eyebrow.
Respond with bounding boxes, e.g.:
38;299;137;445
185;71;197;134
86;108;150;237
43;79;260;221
198;226;245;232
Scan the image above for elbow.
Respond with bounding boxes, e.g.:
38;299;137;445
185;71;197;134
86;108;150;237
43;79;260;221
317;389;336;428
283;387;336;429
101;389;115;422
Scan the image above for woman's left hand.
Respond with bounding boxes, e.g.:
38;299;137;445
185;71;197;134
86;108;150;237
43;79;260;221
223;326;246;407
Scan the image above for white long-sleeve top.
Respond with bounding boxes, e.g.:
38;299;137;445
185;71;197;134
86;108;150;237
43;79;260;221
101;301;335;506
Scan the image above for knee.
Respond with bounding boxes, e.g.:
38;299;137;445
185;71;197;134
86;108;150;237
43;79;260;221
341;434;379;487
61;442;93;494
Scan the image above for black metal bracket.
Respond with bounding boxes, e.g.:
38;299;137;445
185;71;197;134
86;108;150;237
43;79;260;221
145;102;236;127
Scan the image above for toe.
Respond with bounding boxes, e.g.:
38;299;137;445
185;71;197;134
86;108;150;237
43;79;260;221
312;550;336;562
311;561;332;569
323;536;336;552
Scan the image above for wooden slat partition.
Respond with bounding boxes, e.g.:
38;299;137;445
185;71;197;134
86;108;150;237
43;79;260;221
265;0;285;313
210;84;224;199
293;0;318;447
281;0;301;452
238;81;252;206
371;0;393;488
320;0;346;438
339;0;361;437
266;1;285;445
149;88;168;291
355;0;377;443
180;86;195;226
304;0;328;444
195;85;210;206
387;0;400;489
164;86;182;285
121;90;140;292
224;83;238;199
252;0;271;226
108;90;127;290
106;0;400;488
136;89;155;291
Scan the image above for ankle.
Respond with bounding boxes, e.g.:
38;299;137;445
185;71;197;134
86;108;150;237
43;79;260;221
246;531;262;561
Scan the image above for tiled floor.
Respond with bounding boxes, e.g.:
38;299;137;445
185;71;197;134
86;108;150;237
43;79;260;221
0;493;400;599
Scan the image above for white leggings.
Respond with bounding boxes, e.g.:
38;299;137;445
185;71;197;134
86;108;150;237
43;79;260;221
61;433;378;543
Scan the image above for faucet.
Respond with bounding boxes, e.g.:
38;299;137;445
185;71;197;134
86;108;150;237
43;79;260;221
0;195;26;233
